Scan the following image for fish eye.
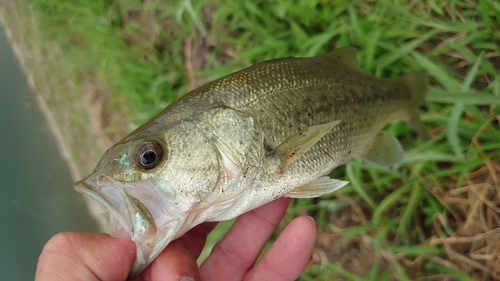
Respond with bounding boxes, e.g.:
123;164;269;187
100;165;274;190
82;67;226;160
136;141;164;170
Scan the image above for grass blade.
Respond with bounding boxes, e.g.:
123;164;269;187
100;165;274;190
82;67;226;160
447;102;465;161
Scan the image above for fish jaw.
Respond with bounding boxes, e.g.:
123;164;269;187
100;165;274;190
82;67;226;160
74;174;189;277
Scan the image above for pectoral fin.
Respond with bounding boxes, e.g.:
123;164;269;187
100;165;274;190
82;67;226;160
357;131;403;167
272;121;341;173
285;176;348;198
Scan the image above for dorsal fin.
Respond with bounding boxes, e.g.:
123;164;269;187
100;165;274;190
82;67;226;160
322;47;360;71
396;72;430;140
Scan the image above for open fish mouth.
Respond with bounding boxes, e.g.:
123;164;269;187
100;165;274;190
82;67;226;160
74;175;158;241
74;174;185;276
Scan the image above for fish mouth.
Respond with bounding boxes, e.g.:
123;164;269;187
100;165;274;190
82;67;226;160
74;174;185;276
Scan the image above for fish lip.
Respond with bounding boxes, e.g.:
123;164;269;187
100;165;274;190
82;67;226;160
74;175;160;240
74;175;187;277
74;178;132;235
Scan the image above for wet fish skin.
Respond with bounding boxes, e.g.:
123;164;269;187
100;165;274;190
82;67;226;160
74;47;428;275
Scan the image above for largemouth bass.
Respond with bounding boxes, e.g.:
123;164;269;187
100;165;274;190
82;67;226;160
74;47;429;275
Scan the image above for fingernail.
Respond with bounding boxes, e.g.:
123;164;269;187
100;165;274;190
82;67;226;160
180;276;196;281
307;216;316;224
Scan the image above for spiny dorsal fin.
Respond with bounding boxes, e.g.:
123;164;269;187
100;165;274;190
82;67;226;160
271;120;341;173
285;176;349;198
322;47;360;71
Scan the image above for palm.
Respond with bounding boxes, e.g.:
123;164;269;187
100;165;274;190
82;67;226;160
35;198;316;281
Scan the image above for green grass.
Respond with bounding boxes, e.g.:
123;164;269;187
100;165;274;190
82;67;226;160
4;0;500;279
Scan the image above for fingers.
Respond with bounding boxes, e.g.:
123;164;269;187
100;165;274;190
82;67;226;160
181;222;218;257
36;232;201;281
133;222;217;280
199;197;291;281
133;239;199;281
35;203;314;281
35;232;136;281
243;216;317;281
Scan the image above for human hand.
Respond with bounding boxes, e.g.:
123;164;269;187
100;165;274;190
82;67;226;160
35;197;317;281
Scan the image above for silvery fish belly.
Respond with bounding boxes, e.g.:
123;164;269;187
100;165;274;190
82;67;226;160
74;47;429;275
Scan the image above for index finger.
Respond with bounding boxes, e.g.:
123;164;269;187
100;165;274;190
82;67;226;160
199;197;291;281
181;222;218;257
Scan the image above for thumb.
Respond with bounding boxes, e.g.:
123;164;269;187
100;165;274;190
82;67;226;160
35;232;136;281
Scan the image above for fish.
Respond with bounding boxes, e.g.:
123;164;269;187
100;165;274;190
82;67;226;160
74;47;429;276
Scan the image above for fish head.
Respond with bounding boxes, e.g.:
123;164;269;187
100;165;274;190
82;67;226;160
74;118;221;275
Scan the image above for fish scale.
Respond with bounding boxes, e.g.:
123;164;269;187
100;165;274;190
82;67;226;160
191;57;406;172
